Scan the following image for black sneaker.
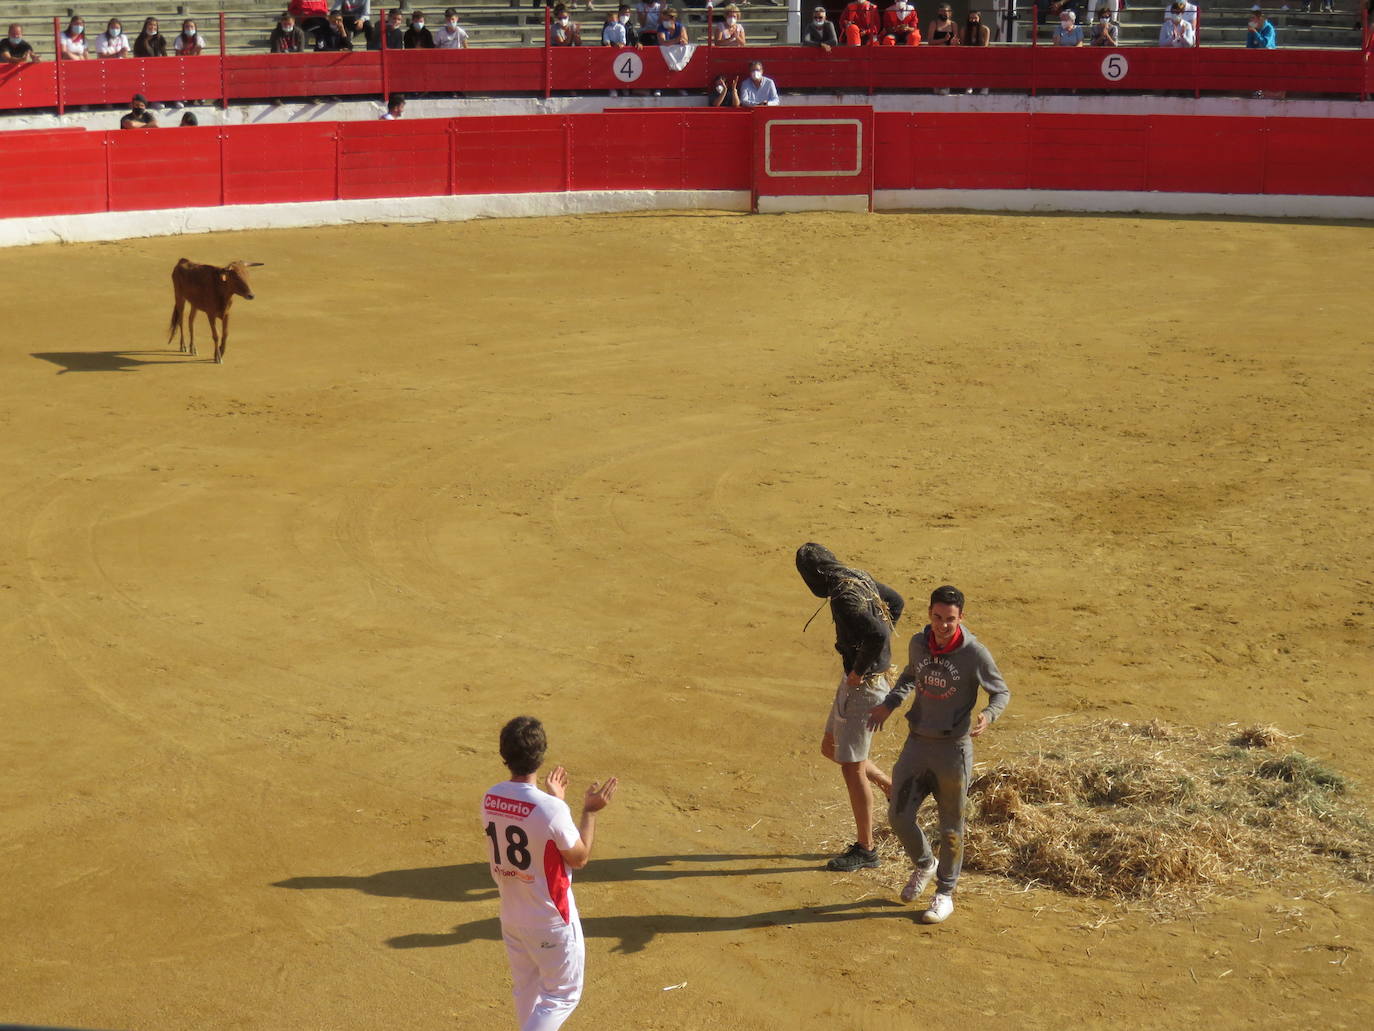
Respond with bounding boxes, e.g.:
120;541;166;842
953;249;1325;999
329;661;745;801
826;843;879;872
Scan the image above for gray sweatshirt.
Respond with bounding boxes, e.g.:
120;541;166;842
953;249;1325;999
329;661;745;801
881;626;1010;739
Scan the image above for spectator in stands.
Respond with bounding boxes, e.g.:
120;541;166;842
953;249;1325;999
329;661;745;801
337;0;374;46
636;1;664;45
803;6;839;48
174;19;205;55
132;18;167;57
552;3;582;44
739;61;778;106
404;10;435;48
841;0;883;45
1;24;38;62
1158;2;1195;45
180;111;199;125
120;93;156;128
602;5;641;46
883;1;921;44
372;8;405;50
1089;6;1118;44
435;9;469;48
96;18;130;58
1174;0;1198;27
270;13;307;53
380;92;405;118
289;0;331;44
1247;9;1277;47
963;9;990;44
715;5;747;44
928;4;962;44
59;15;88;60
1036;0;1079;26
1053;9;1083;43
316;11;354;49
708;73;741;106
656;7;688;44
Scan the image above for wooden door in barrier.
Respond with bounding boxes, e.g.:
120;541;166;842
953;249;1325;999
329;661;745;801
751;105;874;214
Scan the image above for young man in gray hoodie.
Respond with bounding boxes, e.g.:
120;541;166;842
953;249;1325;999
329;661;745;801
867;585;1009;923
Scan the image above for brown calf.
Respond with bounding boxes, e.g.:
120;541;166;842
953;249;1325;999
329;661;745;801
168;259;264;365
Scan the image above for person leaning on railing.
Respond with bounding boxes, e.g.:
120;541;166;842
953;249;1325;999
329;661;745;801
132;17;167;57
270;12;307;52
802;6;839;49
1089;6;1120;45
714;4;747;45
59;14;89;59
1;23;38;62
174;18;206;55
656;6;688;44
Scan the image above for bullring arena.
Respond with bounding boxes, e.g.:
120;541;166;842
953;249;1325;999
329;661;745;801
3;6;1373;1031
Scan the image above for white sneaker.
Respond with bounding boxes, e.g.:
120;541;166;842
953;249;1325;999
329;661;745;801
900;862;936;903
921;892;954;924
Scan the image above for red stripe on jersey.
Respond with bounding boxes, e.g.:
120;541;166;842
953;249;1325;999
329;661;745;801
544;839;571;925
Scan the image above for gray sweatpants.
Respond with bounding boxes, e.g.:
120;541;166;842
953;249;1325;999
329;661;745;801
888;734;973;895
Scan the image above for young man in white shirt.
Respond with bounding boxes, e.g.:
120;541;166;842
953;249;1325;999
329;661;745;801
434;7;468;48
482;716;618;1031
739;60;779;107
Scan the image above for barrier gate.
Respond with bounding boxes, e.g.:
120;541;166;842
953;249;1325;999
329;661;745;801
752;106;875;214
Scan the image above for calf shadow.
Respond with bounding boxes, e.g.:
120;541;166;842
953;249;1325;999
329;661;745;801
31;350;195;374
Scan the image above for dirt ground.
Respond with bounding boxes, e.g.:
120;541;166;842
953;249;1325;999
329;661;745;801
2;211;1371;1031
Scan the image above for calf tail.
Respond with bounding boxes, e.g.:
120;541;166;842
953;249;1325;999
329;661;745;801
168;303;181;344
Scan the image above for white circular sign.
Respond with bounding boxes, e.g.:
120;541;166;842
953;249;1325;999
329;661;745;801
1101;53;1129;83
612;52;644;84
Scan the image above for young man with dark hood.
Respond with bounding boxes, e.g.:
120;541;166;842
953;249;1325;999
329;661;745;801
867;585;1010;923
796;542;905;872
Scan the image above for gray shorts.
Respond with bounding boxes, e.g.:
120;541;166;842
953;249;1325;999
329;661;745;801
823;675;889;763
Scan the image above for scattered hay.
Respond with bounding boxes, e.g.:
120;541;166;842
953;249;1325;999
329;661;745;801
1232;724;1292;749
962;720;1372;902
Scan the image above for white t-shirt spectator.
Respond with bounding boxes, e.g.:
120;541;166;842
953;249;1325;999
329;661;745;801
60;32;88;58
1158;15;1194;46
174;31;206;54
433;23;468;48
96;30;129;57
637;1;663;35
481;781;581;928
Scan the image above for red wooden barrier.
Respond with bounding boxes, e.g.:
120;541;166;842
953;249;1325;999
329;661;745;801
5;109;1374;225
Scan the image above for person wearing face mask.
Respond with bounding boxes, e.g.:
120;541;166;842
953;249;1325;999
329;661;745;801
174;19;205;55
963;9;990;44
270;14;306;53
1089;5;1119;45
434;7;469;48
802;6;839;49
404;10;436;48
841;0;882;45
927;5;961;45
655;6;688;44
635;0;664;45
1053;8;1084;43
550;3;582;45
96;18;130;58
0;24;38;63
707;73;741;106
714;4;747;44
882;1;922;45
602;4;642;46
59;16;88;60
120;93;157;129
738;59;778;106
1246;8;1277;47
132;18;167;57
371;9;405;50
1158;2;1195;46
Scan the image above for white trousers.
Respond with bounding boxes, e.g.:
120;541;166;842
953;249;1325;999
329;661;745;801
503;919;585;1031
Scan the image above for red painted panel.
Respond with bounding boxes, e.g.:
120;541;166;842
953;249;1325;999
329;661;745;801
338;118;450;199
224;52;381;100
874;112;915;190
384;48;544;94
221;122;339;204
1144;115;1266;195
1264;117;1374;195
106;126;222;211
1195;48;1363;95
1028;114;1148;191
452;115;567;195
0;128;106;217
0;61;58;109
680;110;753;190
552;45;702;93
906;113;1032;190
753;105;873;201
569;113;687;191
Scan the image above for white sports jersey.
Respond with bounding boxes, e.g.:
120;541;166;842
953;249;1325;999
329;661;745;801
482;780;580;928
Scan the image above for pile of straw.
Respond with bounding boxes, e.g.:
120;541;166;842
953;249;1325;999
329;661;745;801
961;719;1372;901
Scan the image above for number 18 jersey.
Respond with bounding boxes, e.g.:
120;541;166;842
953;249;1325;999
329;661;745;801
481;780;581;928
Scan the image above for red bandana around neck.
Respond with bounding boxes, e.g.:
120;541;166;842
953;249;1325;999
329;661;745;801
927;625;963;656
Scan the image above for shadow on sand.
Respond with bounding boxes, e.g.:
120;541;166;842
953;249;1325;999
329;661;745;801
32;349;197;374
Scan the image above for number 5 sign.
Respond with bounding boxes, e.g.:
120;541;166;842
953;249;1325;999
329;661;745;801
1100;53;1129;83
613;52;644;83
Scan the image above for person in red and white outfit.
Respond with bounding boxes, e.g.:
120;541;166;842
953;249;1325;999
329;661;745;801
482;716;618;1031
840;0;883;45
882;0;922;44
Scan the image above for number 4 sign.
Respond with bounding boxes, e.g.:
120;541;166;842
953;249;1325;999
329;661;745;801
613;52;644;83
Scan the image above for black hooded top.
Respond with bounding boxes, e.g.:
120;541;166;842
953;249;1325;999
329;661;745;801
796;543;905;678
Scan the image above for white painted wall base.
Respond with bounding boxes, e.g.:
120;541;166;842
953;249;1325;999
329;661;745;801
757;194;870;214
874;188;1374;220
0;190;752;248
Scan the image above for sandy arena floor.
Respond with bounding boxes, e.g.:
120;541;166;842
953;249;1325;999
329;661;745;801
1;211;1371;1031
